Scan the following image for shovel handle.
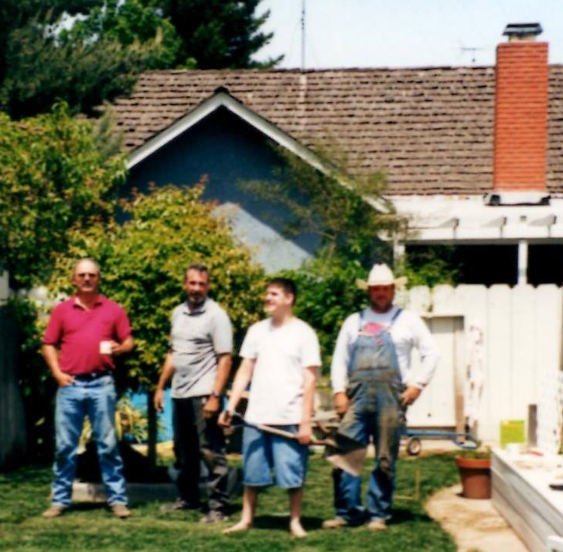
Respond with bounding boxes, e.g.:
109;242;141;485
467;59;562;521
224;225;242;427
255;424;298;440
232;414;325;446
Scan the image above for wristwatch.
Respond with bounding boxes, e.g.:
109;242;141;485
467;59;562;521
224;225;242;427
210;390;222;399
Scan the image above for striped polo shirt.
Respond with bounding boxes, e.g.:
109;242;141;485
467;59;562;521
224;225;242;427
169;298;233;398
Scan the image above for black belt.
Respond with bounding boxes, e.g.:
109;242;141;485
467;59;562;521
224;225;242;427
74;370;112;381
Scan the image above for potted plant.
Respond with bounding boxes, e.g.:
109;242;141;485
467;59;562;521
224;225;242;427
455;447;492;499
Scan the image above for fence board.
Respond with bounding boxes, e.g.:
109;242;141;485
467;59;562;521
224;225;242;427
407;316;459;427
510;285;536;421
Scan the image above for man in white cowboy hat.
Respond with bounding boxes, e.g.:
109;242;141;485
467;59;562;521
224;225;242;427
323;263;439;531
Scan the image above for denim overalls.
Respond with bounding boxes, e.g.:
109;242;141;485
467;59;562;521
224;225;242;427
333;308;405;523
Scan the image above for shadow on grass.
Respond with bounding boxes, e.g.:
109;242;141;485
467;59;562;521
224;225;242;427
0;465;51;486
252;514;325;531
63;503;109;513
247;509;430;531
391;507;433;525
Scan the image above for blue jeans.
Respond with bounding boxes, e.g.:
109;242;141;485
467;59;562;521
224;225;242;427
333;382;404;523
52;375;127;507
242;424;308;488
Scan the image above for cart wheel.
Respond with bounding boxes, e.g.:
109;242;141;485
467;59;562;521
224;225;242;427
406;437;422;456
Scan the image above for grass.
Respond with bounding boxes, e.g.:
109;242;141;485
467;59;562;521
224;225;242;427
0;452;459;552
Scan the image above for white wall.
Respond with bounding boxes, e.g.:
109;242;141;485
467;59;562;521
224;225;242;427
402;284;563;445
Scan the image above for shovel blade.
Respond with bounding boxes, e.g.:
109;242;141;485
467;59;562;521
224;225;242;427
325;447;367;477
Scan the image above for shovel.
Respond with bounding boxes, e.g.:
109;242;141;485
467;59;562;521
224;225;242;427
231;414;367;476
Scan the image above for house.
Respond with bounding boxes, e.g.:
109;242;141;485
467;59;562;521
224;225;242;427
114;22;563;285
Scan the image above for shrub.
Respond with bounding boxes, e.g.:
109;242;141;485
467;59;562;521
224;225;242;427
46;183;266;390
0;103;126;289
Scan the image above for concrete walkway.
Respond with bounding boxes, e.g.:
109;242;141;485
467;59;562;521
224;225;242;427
426;484;529;552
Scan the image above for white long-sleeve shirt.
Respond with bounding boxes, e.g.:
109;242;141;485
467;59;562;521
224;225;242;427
331;306;439;394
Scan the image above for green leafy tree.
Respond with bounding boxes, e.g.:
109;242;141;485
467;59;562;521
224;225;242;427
44;183;265;463
0;0;279;117
0;0;169;118
0;0;98;85
398;245;461;288
0;103;127;289
62;0;183;71
158;0;281;68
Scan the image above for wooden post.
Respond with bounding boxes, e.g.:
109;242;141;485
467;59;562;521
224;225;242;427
146;390;157;471
453;316;466;435
0;306;27;468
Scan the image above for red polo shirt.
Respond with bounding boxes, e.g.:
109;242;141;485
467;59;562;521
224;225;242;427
43;295;132;375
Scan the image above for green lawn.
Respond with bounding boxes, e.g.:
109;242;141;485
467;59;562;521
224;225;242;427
0;453;459;552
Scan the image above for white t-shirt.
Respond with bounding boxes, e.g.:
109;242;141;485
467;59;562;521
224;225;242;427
331;306;439;394
240;317;321;425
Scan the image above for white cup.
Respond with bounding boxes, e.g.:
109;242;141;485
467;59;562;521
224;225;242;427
99;341;113;355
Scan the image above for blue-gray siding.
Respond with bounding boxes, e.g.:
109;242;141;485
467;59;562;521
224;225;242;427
126;108;319;271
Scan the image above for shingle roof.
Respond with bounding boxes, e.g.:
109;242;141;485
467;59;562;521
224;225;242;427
113;67;563;195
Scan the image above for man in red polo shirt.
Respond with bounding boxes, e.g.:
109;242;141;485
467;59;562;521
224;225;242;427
41;258;134;519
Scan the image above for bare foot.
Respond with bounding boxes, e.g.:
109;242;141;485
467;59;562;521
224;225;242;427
223;521;252;535
289;519;307;538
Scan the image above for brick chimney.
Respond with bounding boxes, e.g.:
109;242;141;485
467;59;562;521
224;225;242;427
493;23;548;192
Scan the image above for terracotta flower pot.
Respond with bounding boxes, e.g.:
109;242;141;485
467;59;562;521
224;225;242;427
455;456;492;499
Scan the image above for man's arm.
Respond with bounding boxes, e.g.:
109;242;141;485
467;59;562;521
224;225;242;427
111;335;134;356
218;357;255;426
203;353;232;418
401;315;440;407
331;316;355;415
42;344;74;387
154;353;175;412
297;366;318;444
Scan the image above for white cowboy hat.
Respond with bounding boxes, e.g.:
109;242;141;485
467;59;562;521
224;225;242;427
356;263;407;290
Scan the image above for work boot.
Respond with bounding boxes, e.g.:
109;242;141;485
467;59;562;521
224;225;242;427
367;518;387;531
41;505;67;519
160;499;200;513
110;504;131;519
322;517;349;529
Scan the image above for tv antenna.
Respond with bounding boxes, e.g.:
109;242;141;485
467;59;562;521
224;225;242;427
459;46;486;64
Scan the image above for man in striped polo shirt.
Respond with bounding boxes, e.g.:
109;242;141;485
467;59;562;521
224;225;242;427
154;263;233;523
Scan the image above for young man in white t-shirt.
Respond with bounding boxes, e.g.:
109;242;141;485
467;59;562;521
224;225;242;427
219;278;321;538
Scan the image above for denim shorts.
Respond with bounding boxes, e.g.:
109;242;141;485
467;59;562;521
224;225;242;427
242;424;308;489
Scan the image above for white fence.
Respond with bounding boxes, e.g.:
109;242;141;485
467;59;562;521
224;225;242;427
401;284;563;448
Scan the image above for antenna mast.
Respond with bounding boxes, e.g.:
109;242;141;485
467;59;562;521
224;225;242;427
460;46;485;64
301;0;306;71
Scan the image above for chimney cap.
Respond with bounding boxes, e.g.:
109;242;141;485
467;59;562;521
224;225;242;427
503;23;543;41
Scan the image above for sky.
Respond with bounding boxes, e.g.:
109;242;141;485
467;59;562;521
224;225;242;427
254;0;563;69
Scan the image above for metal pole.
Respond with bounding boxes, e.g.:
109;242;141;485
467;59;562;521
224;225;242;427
301;0;306;71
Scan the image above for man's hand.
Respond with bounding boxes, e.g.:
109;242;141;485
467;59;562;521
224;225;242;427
110;341;127;356
203;395;221;418
110;336;134;356
334;392;349;416
297;421;312;445
400;386;422;408
54;371;75;387
154;388;165;413
218;409;234;427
